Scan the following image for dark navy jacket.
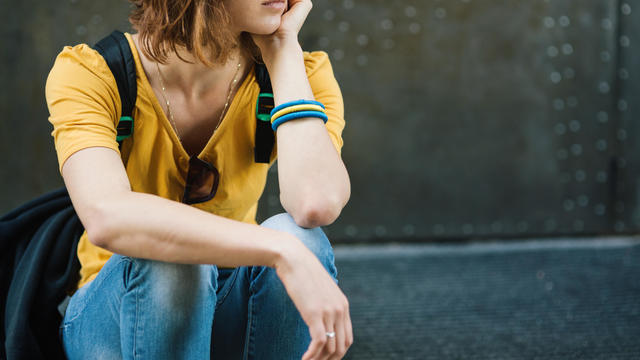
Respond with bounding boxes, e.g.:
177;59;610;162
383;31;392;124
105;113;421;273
1;187;83;359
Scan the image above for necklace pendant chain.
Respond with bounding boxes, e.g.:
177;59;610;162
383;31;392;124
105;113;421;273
156;61;243;143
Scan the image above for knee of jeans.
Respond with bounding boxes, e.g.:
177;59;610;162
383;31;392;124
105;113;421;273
261;213;337;279
125;257;218;302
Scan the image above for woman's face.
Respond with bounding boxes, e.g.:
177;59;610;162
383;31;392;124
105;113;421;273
223;0;288;35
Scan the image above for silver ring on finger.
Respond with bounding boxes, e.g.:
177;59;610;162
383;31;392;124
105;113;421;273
326;331;336;339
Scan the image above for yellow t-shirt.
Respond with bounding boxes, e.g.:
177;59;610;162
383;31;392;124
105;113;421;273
45;32;345;290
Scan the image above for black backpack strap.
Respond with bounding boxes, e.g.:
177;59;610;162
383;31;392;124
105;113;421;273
254;63;275;163
93;30;137;149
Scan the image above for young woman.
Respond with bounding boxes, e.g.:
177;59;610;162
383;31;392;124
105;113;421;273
46;0;352;358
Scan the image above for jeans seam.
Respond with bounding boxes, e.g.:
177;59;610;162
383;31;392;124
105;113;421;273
132;265;141;359
243;294;255;360
215;268;240;307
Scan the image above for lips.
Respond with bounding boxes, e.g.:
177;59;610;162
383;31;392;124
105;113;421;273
262;0;286;6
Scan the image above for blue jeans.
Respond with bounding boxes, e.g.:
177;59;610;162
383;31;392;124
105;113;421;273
60;213;338;359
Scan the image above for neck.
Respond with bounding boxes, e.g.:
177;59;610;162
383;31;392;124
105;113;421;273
132;33;249;100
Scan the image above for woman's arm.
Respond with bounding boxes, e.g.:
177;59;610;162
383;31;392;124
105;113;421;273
251;1;353;358
254;2;351;230
265;45;351;229
63;147;299;267
64;145;351;360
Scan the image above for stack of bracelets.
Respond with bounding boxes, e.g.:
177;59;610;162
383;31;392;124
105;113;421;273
270;99;328;131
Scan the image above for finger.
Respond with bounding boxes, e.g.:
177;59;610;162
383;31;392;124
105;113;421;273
324;316;337;356
344;302;354;349
302;320;327;360
328;317;345;360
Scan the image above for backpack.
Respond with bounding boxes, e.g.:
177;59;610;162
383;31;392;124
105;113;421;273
0;30;274;360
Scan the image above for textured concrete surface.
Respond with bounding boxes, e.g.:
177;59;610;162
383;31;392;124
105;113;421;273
334;237;640;359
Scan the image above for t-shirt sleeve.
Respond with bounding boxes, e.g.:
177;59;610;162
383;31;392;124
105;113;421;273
45;44;122;175
304;51;345;155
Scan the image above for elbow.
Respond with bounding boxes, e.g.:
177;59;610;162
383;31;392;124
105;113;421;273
289;191;350;229
83;199;119;249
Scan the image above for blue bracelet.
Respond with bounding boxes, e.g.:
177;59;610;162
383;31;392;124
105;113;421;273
271;111;329;131
270;100;326;118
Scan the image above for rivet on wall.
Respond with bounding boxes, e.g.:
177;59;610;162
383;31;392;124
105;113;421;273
601;18;613;30
618;99;628;111
332;49;345;61
558;15;571;27
550;72;562;84
617;129;628;141
356;34;369;47
563;199;575;211
374;225;387;237
618;158;627;168
402;224;416;236
596;111;609;123
90;14;103;25
547;46;559;57
409;23;422;34
323;9;335;21
577;195;589;207
342;0;354;10
318;36;330;48
598;81;610;94
435;7;447;19
544;219;557;231
596;139;608;151
618;68;629;80
543;16;555;28
563;67;576;79
555;123;567;135
344;225;358;237
75;25;87;36
556;148;568;160
404;6;417;18
596;171;608;183
338;21;350;33
594;204;607;216
570;144;582;156
621;3;632;16
562;43;574;55
516;221;529;233
620;35;630;47
575;170;586;182
382;39;395;50
380;19;394;31
569;120;581;132
433;224;446;235
600;51;611;62
356;54;368;66
553;98;565;110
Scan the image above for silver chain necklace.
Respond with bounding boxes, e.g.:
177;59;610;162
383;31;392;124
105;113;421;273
155;61;242;142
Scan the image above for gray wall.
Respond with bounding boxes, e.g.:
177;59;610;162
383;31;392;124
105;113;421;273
2;0;639;242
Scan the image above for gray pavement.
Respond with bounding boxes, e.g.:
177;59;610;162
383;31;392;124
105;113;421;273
334;237;640;359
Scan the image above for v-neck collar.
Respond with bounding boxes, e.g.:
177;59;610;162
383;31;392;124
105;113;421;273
124;32;256;161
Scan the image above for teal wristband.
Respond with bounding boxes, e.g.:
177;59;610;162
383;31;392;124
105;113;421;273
271;111;329;131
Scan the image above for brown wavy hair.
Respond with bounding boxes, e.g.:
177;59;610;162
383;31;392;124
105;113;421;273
128;0;259;66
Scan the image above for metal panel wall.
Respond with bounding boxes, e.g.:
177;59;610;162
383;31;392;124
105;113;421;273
1;0;638;243
258;0;640;241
